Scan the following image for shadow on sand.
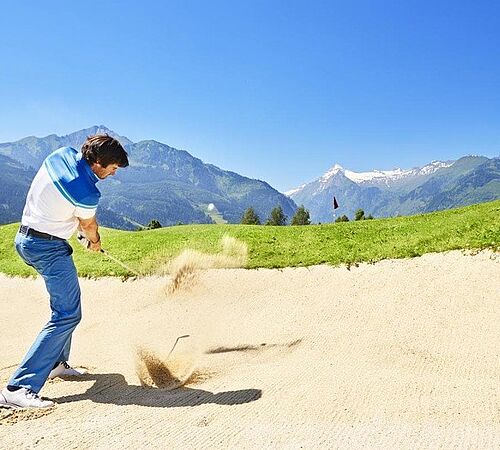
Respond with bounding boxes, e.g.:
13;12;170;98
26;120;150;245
52;373;262;408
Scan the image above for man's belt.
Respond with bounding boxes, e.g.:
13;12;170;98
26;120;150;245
19;225;64;241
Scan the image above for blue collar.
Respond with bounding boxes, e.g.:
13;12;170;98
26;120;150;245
77;152;99;184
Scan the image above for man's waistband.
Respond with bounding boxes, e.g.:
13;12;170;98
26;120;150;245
19;225;65;241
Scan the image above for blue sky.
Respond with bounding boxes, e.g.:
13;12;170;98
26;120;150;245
1;1;499;191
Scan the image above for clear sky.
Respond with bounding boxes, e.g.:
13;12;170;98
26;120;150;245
1;0;499;191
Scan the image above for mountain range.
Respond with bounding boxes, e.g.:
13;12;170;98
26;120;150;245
0;126;296;228
1;125;498;228
286;156;500;222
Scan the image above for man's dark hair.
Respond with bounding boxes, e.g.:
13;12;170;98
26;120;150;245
81;134;129;168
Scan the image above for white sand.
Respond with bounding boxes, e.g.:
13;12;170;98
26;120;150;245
0;250;499;449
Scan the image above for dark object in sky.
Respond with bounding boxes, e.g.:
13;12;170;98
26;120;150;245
333;196;339;209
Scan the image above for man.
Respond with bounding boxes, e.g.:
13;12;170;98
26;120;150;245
0;134;128;409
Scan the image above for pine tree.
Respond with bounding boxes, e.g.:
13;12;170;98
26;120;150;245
241;207;261;225
146;219;162;229
355;209;365;221
266;205;287;226
335;215;349;223
291;205;311;225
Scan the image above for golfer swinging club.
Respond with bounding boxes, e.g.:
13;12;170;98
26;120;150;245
0;135;129;409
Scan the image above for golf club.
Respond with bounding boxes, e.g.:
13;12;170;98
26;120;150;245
76;233;140;277
167;334;191;358
99;249;141;277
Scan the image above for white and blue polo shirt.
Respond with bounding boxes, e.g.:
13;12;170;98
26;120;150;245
22;147;101;239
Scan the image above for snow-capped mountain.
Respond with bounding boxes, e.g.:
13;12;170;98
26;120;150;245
287;161;454;196
287;156;499;222
345;161;453;185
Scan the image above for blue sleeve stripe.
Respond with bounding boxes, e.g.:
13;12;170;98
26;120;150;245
44;160;98;209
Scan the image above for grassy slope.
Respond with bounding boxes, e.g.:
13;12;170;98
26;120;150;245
0;200;498;278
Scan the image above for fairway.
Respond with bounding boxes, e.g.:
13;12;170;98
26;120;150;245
0;200;499;277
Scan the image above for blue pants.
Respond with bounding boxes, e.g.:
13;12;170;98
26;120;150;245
9;232;82;393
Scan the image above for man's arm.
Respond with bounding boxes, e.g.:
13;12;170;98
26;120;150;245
78;216;101;252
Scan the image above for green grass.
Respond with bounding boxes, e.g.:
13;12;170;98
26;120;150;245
200;203;227;224
0;200;498;278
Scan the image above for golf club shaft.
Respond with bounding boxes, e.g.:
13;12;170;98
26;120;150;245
168;334;190;357
100;249;140;277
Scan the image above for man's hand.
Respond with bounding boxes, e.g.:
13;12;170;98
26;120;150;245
77;232;102;252
88;239;102;252
76;232;90;249
77;216;102;252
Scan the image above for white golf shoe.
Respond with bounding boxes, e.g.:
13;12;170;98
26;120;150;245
49;361;87;379
0;387;54;409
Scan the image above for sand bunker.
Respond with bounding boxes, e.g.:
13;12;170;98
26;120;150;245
1;250;499;448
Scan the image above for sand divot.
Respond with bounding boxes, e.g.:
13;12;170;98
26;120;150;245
165;235;248;294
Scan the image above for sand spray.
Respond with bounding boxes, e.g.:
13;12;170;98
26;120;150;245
134;235;248;388
165;235;248;294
